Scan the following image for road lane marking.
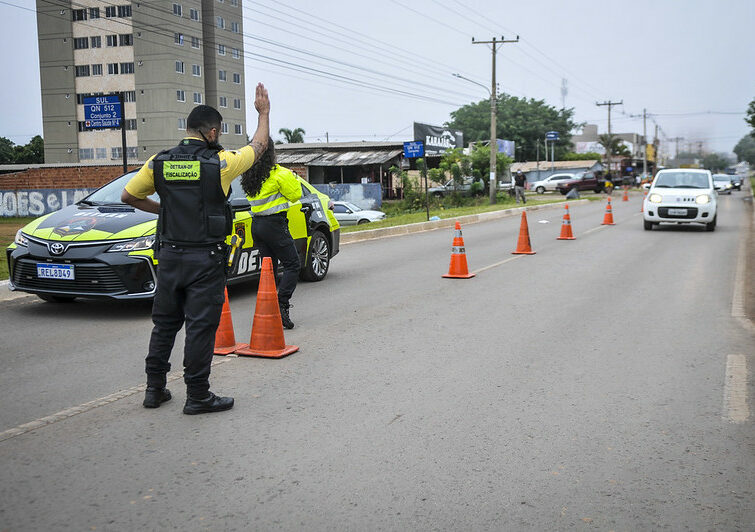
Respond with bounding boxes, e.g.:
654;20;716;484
0;357;233;443
723;354;749;423
731;214;755;333
472;254;524;274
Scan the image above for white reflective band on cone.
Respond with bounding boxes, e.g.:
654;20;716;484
451;246;465;253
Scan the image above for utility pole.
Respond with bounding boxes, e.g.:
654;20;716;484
669;137;684;159
473;35;519;204
642;108;647;178
596;100;622;176
561;78;568;110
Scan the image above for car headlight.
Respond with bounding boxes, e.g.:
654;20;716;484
14;230;29;246
648;193;662;203
695;194;711;205
107;235;156;252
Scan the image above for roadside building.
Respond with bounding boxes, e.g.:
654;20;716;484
36;0;247;164
510;160;603;182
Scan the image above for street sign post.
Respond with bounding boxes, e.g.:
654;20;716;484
545;131;559;171
403;141;430;221
545;131;560;141
83;94;127;172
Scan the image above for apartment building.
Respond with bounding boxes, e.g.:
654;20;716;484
36;0;247;164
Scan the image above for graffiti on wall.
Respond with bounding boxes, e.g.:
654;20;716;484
0;189;96;217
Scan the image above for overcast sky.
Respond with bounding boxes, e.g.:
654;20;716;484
1;0;752;156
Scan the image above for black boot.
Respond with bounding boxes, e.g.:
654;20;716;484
143;387;172;408
183;392;234;415
280;303;294;329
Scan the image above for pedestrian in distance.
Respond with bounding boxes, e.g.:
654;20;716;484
121;83;271;415
240;141;302;330
514;170;527;204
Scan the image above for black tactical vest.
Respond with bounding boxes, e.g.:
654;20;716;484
153;139;232;246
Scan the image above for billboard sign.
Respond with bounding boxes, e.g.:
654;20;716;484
413;122;463;156
496;139;515;158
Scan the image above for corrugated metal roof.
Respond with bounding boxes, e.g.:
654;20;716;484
277;149;403;167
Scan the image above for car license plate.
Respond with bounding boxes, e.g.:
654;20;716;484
668;208;687;216
37;263;75;280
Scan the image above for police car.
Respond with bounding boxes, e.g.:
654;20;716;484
6;171;340;302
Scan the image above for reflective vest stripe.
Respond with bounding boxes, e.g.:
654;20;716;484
254;202;290;216
249;193;283;207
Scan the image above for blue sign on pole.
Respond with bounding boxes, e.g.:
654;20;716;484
83;95;122;128
545;131;560;141
403;141;424;159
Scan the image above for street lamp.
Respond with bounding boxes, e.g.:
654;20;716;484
453;73;497;204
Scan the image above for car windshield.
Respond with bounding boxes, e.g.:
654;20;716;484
654;171;710;189
83;171;159;204
343;202;362;211
712;175;730;182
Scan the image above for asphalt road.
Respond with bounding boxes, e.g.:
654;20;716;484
1;191;753;530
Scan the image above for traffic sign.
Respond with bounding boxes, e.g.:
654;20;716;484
403;141;424;158
545;131;560;141
83;95;122;128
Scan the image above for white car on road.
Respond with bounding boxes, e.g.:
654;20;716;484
643;169;717;231
530;173;577;194
331;201;386;225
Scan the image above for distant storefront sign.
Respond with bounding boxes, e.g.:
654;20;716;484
496;139;515;158
413;122;463;156
575;141;606;155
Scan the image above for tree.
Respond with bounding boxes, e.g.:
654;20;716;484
597;134;630;157
733;135;755;166
561;151;604;161
702;153;731;172
446;94;577;161
278;127;305;143
0;136;14;164
0;135;44;164
746;97;755;134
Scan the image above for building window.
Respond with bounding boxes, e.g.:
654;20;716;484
123;90;136;102
193;92;202;104
191;36;200;49
221;123;228;134
111;147;122;159
178;118;187;130
91;64;103;76
192;64;201;76
230;0;238;6
217;44;225;55
189;8;199;21
173;4;182;16
219;96;227;107
120;62;134;74
72;9;87;21
218;70;226;81
176;90;185;102
125;119;137;130
232;72;240;84
105;6;116;17
96;147;107;159
89;7;100;18
106;34;118;47
174;32;184;45
90;36;101;48
75;65;90;77
216;16;224;29
73;37;89;49
230;22;239;33
233;98;241;110
231;48;240;59
175;61;184;74
234;124;242;135
77;121;88;132
117;5;132;17
119;34;133;46
79;148;94;160
107;63;119;75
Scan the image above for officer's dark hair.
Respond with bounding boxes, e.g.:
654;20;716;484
187;105;223;134
241;138;275;198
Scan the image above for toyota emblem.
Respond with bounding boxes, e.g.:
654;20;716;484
49;242;66;255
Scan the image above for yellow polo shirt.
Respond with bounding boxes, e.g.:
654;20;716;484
124;137;256;199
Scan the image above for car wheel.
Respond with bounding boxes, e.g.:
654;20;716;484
357;219;370;225
594;187;603;193
705;215;717;232
559;189;568;196
536;186;545;194
643;220;654;231
37;294;76;303
301;230;330;282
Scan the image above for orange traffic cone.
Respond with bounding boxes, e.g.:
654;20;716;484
602;197;616;225
235;257;298;358
442;221;475;279
622;186;629;202
557;203;576;240
214;287;245;355
512;211;536;254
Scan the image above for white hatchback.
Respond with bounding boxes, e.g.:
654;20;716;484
643;169;717;231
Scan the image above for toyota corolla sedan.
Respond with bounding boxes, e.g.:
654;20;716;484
643;169;717;231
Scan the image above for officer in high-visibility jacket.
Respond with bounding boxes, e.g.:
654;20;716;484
241;140;301;329
121;84;270;415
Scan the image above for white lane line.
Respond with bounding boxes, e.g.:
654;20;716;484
0;357;233;443
731;211;755;333
472;254;525;274
723;354;750;423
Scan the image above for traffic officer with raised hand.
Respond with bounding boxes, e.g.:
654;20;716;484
121;83;270;415
241;140;302;329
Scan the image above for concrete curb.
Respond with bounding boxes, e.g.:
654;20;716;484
341;199;590;245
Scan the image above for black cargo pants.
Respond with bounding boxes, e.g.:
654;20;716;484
250;212;300;306
145;243;226;399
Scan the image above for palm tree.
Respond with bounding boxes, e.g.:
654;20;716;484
598;134;630;173
278;127;306;143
